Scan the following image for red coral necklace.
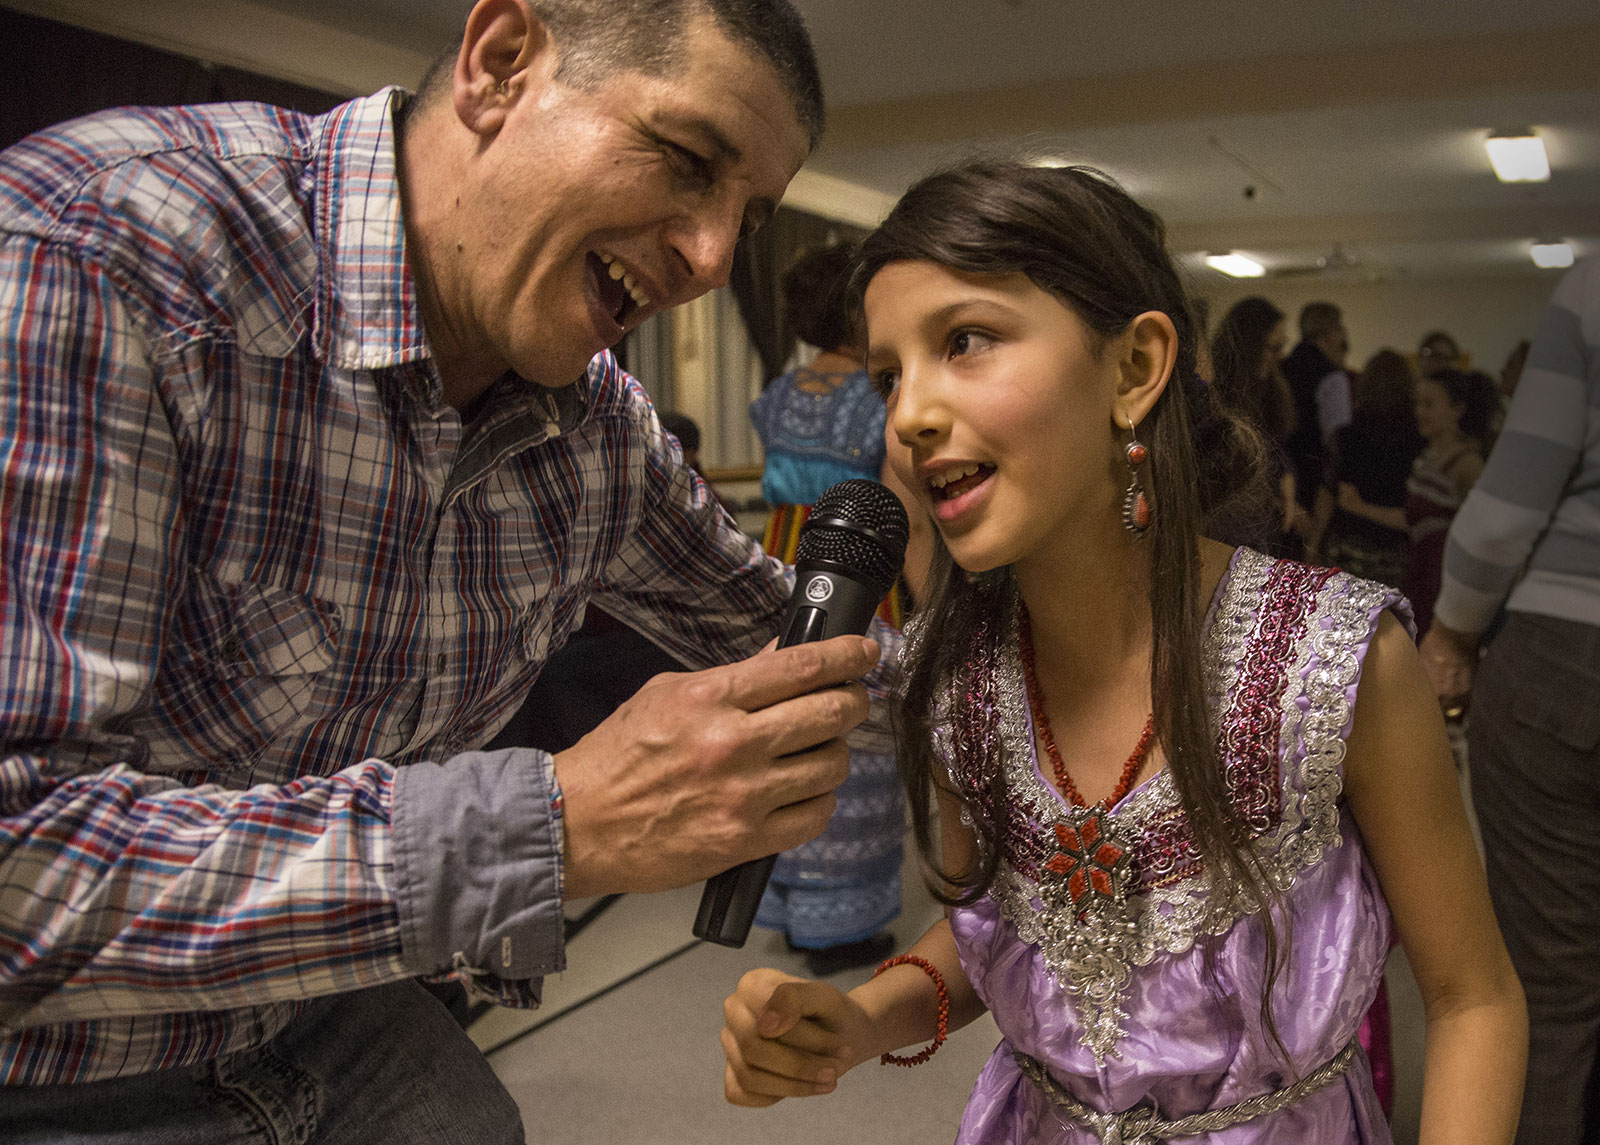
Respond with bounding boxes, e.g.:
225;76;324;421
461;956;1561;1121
1018;604;1155;810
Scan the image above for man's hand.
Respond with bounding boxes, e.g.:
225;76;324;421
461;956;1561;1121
1419;621;1478;714
553;635;879;899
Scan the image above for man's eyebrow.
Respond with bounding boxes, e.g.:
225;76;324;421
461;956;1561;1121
668;115;743;165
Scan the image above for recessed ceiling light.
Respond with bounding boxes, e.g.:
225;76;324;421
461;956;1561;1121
1530;242;1574;269
1204;253;1266;278
1485;131;1550;183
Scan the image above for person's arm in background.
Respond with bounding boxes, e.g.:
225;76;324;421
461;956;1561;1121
1317;369;1353;443
1337;482;1409;532
1422;260;1596;701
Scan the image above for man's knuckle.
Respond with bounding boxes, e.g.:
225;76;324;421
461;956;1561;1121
785;642;827;677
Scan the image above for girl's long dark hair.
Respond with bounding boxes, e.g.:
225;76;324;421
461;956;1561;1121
858;161;1289;1047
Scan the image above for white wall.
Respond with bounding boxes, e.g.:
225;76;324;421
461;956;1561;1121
1199;273;1558;380
5;0;432;95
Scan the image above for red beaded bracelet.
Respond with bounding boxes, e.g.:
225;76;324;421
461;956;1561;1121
873;954;950;1066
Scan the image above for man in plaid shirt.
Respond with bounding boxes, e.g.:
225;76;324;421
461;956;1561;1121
0;1;878;1139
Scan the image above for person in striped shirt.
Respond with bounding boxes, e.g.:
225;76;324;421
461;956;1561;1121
0;1;882;1140
1421;257;1600;1145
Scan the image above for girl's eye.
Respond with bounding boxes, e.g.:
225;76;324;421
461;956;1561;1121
872;369;899;398
949;329;994;358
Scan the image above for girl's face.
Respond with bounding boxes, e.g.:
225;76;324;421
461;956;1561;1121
864;261;1125;577
1414;377;1462;442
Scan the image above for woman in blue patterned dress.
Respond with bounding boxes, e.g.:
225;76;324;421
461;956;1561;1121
748;242;907;975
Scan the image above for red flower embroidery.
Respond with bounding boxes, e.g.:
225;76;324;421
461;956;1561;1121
1044;811;1128;910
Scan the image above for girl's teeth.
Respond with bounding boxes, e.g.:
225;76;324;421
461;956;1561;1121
932;463;981;489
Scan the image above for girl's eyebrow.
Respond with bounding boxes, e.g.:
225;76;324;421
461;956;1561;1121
865;297;1021;364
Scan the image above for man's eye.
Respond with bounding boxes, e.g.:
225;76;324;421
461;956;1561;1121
666;143;714;190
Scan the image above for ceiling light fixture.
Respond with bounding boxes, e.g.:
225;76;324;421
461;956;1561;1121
1530;241;1574;269
1204;253;1266;278
1485;131;1550;183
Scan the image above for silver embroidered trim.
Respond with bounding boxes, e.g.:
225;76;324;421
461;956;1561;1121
986;548;1389;1062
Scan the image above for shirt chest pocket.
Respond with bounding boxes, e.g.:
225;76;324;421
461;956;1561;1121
156;569;343;778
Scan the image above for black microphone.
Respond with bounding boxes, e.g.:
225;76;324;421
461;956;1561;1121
693;478;910;947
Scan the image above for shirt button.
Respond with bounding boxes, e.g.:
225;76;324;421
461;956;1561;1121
435;653;447;674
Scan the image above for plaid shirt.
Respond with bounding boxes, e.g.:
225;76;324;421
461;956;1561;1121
0;90;790;1084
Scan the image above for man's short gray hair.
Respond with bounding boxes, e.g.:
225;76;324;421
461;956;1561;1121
411;0;823;146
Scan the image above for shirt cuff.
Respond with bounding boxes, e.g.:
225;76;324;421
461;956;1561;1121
390;747;567;991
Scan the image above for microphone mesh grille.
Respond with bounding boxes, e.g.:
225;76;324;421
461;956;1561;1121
794;479;910;596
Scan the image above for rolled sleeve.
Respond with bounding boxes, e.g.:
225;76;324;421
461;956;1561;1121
390;747;566;996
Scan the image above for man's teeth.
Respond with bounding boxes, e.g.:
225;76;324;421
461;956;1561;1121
929;463;984;490
597;253;650;309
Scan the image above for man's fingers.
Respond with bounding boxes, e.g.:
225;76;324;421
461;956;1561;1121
718;635;880;713
748;682;870;760
757;789;840;855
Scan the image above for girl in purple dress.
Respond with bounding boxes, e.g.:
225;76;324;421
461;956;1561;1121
718;162;1527;1143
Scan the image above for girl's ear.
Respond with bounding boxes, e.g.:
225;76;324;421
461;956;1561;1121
1114;310;1178;427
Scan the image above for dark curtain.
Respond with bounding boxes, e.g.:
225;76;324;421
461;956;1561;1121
728;205;868;387
1;8;344;153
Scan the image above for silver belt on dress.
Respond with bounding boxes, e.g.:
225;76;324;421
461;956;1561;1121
1014;1039;1359;1145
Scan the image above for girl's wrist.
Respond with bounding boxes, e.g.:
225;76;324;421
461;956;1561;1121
844;976;903;1061
848;959;949;1063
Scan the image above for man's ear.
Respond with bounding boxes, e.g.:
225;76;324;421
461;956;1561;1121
452;0;553;137
1114;310;1178;427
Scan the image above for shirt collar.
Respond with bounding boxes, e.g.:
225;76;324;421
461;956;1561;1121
311;88;429;373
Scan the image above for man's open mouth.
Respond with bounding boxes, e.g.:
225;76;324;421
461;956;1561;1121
589;252;649;329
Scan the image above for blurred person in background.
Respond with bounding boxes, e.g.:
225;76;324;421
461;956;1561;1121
1282;301;1353;515
1313;348;1425;586
1417;329;1464;378
1396;368;1497;636
1209;295;1306;556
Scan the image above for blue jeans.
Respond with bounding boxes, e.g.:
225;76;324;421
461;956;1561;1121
0;981;524;1144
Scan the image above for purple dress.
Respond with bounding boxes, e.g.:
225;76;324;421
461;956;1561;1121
939;549;1406;1143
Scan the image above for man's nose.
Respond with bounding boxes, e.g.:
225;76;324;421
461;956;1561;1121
666;201;742;295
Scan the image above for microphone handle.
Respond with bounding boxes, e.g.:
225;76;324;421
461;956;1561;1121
693;565;887;947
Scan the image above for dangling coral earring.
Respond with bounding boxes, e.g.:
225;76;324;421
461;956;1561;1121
1121;415;1152;535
